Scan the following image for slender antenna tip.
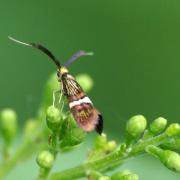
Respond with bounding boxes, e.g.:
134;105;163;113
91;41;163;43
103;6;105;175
8;36;32;47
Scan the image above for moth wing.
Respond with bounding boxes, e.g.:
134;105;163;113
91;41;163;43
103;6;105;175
71;103;103;134
62;75;83;96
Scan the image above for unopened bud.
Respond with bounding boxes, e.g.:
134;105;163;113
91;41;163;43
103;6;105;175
106;141;117;152
36;150;54;169
146;145;180;172
111;169;138;180
0;109;17;144
126;115;147;138
87;170;102;179
111;169;131;180
24;119;38;137
150;117;167;134
76;74;93;92
46;106;62;132
165;123;180;137
95;133;107;149
161;150;180;172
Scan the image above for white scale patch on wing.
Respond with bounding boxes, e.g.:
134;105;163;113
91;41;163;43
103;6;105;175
69;96;93;109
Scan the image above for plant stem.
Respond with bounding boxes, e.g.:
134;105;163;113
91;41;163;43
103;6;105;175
0;141;30;178
0;139;46;178
50;133;168;180
38;168;50;180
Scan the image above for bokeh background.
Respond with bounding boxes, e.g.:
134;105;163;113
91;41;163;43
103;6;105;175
0;0;180;179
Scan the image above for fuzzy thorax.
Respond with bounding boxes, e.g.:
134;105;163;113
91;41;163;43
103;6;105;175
59;66;69;75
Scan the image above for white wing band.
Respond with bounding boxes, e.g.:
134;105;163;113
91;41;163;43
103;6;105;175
69;96;93;109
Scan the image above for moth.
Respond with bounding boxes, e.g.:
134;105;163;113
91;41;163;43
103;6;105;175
9;37;103;134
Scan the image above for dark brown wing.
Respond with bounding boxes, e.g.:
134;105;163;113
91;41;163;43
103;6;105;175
61;73;103;134
61;73;83;96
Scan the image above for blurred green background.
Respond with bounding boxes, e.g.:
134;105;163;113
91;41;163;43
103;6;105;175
0;0;180;179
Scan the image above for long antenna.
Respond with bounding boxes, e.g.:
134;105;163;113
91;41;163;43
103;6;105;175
8;36;61;68
64;50;94;67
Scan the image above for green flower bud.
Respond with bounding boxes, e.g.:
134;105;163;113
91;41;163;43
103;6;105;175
111;169;131;180
150;117;167;134
0;109;17;144
95;133;107;149
36;150;54;169
87;170;102;179
161;150;180;172
146;145;180;172
106;141;117;152
76;74;93;92
46;106;62;132
112;170;138;180
24;119;38;138
165;123;180;137
126;115;147;138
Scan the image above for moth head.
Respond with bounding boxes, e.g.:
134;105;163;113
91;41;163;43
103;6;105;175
57;66;69;78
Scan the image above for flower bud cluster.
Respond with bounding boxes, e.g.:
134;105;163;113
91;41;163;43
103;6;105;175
88;133;117;161
146;145;180;172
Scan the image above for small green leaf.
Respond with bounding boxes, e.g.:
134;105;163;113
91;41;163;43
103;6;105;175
60;128;86;149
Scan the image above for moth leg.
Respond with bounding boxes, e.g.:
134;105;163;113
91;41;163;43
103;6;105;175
60;101;64;113
58;88;63;104
53;90;61;107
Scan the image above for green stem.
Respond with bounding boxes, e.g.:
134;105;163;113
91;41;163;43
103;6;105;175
50;133;168;180
0;139;46;178
50;133;58;158
0;141;30;178
37;132;58;179
2;144;11;162
130;133;167;155
50;150;126;180
38;168;50;180
145;145;163;158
